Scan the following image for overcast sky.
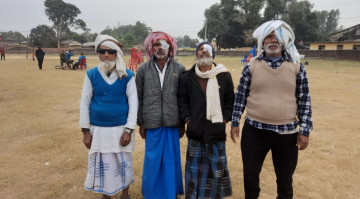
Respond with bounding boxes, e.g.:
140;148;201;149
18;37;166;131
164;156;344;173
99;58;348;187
0;0;359;39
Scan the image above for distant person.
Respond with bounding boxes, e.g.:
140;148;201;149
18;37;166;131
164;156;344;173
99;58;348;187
78;52;87;70
80;35;138;199
73;52;87;70
0;47;5;60
137;49;144;63
136;31;185;199
127;48;141;72
35;47;45;70
60;50;66;66
178;42;234;198
65;49;75;68
231;20;313;199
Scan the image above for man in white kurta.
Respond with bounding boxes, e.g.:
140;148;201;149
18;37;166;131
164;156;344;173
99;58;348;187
80;35;138;199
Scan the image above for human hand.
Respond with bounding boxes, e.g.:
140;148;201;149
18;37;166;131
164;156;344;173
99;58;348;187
139;125;146;139
230;126;240;144
83;131;92;149
297;134;309;150
120;131;132;146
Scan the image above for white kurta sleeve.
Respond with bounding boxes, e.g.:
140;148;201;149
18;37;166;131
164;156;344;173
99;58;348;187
124;76;138;130
79;75;93;129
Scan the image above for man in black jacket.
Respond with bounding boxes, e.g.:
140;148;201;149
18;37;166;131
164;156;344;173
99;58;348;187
178;41;234;199
35;47;45;70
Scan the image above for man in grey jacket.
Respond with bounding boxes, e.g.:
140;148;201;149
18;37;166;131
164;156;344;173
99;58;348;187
136;31;185;199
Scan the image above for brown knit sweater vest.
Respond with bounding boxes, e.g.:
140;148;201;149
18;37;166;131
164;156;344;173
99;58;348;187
246;59;300;125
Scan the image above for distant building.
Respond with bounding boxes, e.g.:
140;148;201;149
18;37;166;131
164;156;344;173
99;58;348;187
60;40;82;49
82;42;95;48
0;34;20;46
310;24;360;50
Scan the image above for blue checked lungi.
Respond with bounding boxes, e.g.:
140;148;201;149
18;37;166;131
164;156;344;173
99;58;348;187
84;152;134;196
142;127;184;199
185;138;232;199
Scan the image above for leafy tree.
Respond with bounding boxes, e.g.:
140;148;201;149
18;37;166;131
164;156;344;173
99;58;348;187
122;33;136;48
81;30;98;43
0;31;26;42
100;27;112;35
132;21;152;44
44;0;87;48
29;25;57;47
176;35;199;48
198;3;228;50
198;1;247;49
236;0;265;30
285;0;320;43
100;21;152;47
62;30;98;44
219;0;246;48
200;0;341;46
324;9;340;34
263;0;294;20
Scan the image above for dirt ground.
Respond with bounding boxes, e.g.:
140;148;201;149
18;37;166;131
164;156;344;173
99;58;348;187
0;54;359;199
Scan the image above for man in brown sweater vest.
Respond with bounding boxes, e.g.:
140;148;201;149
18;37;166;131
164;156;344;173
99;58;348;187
231;20;313;199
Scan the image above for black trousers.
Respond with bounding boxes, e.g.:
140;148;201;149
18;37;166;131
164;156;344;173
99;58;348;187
1;54;5;60
241;122;298;199
38;59;43;69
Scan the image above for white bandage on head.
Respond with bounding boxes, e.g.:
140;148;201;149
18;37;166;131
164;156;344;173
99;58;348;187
204;44;213;57
159;40;169;50
253;20;301;63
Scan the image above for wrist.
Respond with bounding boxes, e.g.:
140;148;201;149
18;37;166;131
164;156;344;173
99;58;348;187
81;128;90;133
124;128;133;134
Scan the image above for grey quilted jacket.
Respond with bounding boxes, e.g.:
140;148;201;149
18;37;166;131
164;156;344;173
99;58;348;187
135;58;185;129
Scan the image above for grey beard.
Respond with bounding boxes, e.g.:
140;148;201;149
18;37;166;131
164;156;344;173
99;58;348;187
264;43;282;55
154;50;168;60
196;57;213;67
98;61;116;73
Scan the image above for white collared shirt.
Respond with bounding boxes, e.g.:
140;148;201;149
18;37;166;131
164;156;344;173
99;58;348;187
154;58;169;89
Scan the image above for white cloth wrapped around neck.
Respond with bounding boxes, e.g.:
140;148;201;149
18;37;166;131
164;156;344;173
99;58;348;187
195;64;228;123
253;20;301;63
95;35;127;78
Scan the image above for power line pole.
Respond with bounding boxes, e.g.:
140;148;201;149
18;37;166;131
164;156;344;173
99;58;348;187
204;20;207;42
26;35;28;59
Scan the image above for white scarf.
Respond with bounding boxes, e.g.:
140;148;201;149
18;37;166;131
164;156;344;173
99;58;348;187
195;64;228;123
253;20;301;63
95;35;127;78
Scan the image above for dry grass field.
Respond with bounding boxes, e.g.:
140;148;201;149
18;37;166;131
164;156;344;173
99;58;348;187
0;54;359;199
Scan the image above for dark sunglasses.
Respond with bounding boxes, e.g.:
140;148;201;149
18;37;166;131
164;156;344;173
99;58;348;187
97;49;117;55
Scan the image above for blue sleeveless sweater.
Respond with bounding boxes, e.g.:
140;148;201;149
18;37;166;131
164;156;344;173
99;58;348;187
87;67;134;127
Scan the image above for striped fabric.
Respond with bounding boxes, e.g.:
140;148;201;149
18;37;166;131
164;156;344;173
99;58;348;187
185;138;232;199
84;152;134;196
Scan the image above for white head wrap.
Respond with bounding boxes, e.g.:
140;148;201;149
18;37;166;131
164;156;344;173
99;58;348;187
253;20;301;63
95;35;127;78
